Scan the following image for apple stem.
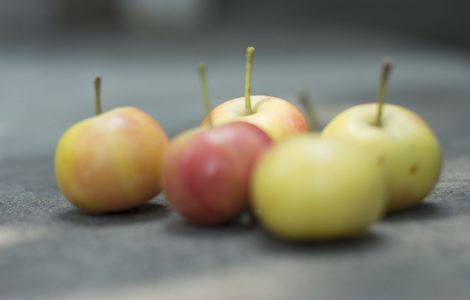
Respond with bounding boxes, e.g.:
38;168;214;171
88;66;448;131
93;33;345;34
244;46;255;115
298;91;319;131
198;63;213;128
375;59;393;127
94;76;102;115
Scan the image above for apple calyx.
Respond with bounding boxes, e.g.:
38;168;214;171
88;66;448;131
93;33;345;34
198;63;213;128
94;76;102;116
298;91;319;131
244;46;255;116
375;59;393;127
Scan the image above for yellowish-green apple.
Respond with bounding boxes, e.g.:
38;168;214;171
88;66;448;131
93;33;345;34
200;47;308;141
55;77;168;213
322;60;442;212
252;135;386;241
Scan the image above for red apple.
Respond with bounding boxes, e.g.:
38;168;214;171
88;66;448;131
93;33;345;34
162;121;272;225
200;47;308;141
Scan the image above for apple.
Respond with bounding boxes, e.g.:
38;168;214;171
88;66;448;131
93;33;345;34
162;121;272;225
200;47;308;141
161;64;273;225
322;60;442;212
55;77;169;214
252;135;386;241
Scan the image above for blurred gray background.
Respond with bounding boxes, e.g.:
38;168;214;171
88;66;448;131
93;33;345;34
1;1;470;300
0;0;469;46
0;0;468;155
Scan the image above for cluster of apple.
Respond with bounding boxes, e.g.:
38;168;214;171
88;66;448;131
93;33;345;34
55;47;441;241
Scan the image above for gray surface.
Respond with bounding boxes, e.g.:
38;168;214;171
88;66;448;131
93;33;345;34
1;29;470;300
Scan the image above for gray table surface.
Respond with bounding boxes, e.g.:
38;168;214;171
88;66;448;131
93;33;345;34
1;28;470;300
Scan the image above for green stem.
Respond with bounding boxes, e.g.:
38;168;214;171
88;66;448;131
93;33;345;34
198;63;213;128
94;76;102;115
298;91;319;131
375;59;393;126
244;47;255;115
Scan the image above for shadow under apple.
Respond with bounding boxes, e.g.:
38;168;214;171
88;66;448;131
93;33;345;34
255;229;387;256
165;211;258;238
383;201;448;223
56;201;170;227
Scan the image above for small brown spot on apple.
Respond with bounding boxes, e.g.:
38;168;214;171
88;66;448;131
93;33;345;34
409;164;419;174
377;155;386;165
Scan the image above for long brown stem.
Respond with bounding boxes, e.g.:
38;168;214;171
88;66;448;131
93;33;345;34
94;76;102;115
375;59;393;126
244;47;255;115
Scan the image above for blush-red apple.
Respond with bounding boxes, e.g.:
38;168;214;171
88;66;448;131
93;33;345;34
201;95;309;141
162;121;272;225
200;47;308;141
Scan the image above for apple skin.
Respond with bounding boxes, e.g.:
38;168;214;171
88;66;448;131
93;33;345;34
162;121;273;225
322;103;442;212
55;107;169;214
200;95;309;141
252;135;386;241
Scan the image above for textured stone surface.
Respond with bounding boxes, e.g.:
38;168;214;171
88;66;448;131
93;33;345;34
1;29;470;299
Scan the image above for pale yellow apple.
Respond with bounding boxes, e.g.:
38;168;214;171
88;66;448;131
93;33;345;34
322;103;442;212
252;135;386;241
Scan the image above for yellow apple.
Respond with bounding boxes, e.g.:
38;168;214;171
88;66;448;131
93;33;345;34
322;60;442;212
252;135;386;241
55;77;168;213
322;103;441;212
